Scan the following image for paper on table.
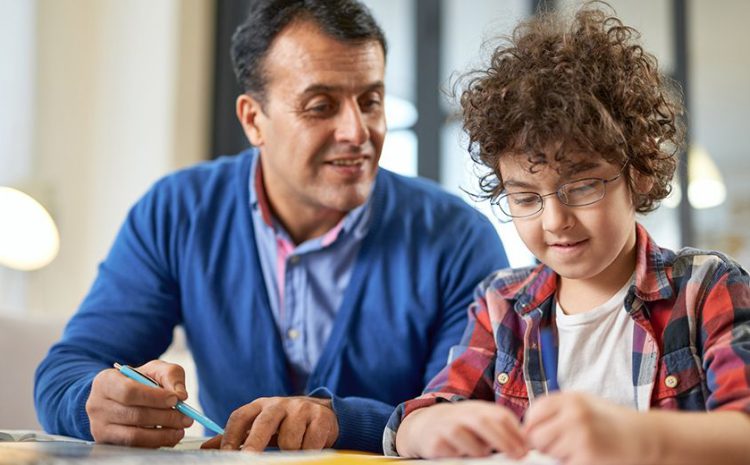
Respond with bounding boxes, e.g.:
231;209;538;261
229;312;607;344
403;450;558;465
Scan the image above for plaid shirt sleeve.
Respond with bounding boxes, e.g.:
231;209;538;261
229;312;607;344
383;278;500;455
699;257;750;413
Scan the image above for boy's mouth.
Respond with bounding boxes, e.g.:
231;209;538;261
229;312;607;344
548;239;588;248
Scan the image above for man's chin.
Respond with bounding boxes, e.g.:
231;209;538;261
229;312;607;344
322;185;373;213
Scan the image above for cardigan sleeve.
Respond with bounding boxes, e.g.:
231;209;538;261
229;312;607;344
34;181;184;440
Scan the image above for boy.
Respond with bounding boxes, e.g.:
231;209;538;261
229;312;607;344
384;4;750;465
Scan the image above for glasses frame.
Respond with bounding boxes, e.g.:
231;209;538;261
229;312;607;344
492;163;628;219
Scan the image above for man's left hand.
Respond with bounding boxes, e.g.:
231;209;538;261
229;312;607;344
201;396;339;452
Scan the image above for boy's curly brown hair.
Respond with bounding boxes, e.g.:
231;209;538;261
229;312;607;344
459;2;684;213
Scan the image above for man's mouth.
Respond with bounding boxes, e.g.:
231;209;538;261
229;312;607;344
327;157;367;166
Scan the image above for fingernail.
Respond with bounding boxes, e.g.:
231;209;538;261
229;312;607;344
221;443;234;450
182;416;194;427
166;395;178;407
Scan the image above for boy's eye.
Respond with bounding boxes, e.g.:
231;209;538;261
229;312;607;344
512;194;540;206
567;180;599;195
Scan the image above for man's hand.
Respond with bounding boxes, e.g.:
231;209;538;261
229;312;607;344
201;396;338;452
85;360;193;448
395;400;528;459
523;392;647;465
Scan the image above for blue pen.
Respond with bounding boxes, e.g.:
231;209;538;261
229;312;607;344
114;362;225;435
539;327;559;393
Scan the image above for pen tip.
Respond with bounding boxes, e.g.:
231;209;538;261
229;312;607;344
113;362;122;369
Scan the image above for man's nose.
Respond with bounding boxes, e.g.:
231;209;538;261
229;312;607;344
334;101;369;146
541;196;575;233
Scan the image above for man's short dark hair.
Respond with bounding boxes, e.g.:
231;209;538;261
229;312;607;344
231;0;387;103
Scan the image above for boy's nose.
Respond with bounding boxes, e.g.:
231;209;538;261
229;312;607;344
541;197;575;233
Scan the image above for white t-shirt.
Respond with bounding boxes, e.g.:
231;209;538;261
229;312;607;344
556;276;641;409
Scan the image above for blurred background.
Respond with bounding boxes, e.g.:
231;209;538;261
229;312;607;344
1;0;748;429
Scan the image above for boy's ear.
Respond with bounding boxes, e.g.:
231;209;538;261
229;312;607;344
236;94;266;147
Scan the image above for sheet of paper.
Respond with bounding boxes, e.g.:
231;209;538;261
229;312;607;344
407;451;558;465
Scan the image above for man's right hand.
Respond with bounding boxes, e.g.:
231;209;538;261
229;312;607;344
85;360;193;448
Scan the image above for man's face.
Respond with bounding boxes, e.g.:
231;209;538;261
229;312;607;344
239;20;386;217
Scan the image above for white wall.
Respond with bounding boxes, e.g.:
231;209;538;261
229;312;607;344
8;0;215;317
0;0;37;313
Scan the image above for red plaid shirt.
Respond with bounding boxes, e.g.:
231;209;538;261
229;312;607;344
384;224;750;455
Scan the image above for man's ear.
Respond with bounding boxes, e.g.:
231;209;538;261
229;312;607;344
236;94;266;147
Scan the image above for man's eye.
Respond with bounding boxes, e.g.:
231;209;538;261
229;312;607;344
307;103;333;114
360;98;382;112
304;98;336;116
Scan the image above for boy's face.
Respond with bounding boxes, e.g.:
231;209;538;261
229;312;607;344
499;153;637;289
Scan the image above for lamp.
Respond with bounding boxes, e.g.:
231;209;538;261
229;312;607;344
662;145;726;210
0;186;60;271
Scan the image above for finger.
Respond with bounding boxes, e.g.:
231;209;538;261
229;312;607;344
474;412;527;458
523;395;562;434
200;435;222;449
445;426;492;457
106;404;193;430
98;370;178;409
139;360;188;401
98;424;185;448
221;403;263;450
276;416;306;450
300;420;329;450
525;413;566;456
242;407;286;452
430;440;460;459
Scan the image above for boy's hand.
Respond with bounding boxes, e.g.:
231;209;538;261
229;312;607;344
524;392;648;465
202;396;338;452
395;400;528;459
86;360;192;448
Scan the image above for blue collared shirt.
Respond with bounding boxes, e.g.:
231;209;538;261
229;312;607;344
249;156;372;392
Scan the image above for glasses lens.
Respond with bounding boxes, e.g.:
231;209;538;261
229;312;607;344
500;193;542;217
560;179;605;206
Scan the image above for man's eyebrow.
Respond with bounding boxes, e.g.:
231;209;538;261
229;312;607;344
300;81;385;96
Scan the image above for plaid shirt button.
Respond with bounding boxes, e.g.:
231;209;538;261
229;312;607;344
497;372;510;384
665;375;679;389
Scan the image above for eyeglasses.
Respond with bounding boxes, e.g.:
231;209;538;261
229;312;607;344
492;165;627;218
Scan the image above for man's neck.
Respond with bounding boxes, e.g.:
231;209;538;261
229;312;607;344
271;199;346;245
254;163;346;245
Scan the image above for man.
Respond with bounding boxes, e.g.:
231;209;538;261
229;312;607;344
34;0;508;454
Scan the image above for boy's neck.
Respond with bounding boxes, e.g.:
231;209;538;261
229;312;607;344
556;234;637;315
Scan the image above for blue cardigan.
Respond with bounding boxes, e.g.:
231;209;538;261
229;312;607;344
34;150;508;452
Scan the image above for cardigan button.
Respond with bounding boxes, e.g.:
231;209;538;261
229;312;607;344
665;375;679;389
497;372;510;385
